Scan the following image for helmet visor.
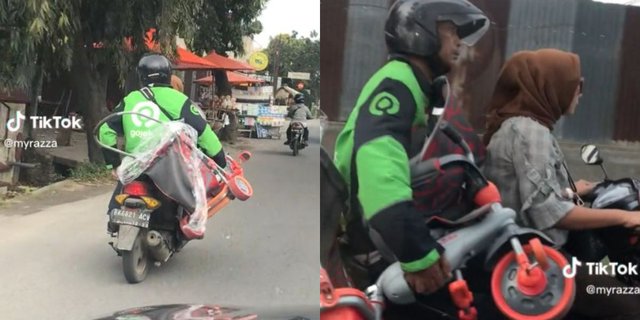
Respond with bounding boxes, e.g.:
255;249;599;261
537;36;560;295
439;13;490;46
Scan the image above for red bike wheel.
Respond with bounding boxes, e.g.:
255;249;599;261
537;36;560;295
491;244;575;320
228;175;253;201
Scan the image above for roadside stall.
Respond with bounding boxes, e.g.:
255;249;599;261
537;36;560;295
188;52;257;139
193;72;269;137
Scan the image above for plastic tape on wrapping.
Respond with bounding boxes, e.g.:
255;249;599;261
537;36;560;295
116;121;209;235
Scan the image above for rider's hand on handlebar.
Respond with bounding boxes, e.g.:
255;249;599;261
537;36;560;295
111;169;118;181
575;179;597;196
621;212;640;233
404;257;452;294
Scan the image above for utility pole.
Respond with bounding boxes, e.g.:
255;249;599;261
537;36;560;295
272;40;280;95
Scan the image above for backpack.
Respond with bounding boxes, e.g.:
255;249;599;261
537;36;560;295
411;85;487;223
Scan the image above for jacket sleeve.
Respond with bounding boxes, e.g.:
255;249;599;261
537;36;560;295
98;103;124;169
180;100;227;168
511;124;575;230
353;78;443;273
305;106;313;119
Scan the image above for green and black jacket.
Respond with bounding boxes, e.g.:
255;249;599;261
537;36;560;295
98;84;226;169
334;58;444;273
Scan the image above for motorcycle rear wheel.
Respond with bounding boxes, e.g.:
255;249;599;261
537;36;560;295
292;139;299;156
122;233;150;283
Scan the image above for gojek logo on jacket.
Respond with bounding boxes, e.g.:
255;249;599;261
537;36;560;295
130;101;162;128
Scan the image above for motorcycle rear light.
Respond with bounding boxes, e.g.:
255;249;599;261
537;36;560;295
114;194;129;205
140;196;161;210
123;181;150;196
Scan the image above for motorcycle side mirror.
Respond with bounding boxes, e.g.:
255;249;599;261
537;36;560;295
580;144;603;165
580;144;610;180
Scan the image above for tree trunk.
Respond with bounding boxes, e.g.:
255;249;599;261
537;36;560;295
213;70;236;143
26;65;43;140
213;69;232;96
124;69;139;95
72;42;110;164
220;111;238;144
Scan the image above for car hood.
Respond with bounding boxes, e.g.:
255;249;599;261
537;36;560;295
93;304;318;320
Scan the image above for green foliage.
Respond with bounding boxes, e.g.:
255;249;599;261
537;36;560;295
263;31;320;104
0;0;266;89
69;162;112;182
1;0;269;163
190;0;267;56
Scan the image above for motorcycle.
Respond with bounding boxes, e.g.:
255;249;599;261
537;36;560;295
94;112;254;284
289;121;307;156
567;144;640;286
321;121;576;320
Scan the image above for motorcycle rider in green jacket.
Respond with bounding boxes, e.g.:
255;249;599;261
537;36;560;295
98;54;227;233
333;0;489;295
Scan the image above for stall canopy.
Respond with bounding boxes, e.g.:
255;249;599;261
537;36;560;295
121;29;218;70
194;72;265;85
203;51;255;71
173;47;219;70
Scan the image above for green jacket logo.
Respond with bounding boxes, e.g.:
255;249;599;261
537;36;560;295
369;92;400;116
131;101;161;128
191;104;206;119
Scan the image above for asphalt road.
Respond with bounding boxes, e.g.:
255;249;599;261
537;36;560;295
0;121;320;319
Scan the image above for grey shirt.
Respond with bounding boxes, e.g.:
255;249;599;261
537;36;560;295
288;103;312;124
483;116;575;246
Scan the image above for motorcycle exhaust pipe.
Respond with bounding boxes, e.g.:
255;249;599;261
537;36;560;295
146;231;172;262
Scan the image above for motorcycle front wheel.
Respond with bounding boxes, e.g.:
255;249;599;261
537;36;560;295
122;232;150;283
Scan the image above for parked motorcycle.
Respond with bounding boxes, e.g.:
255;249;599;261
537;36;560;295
321;121;575;320
570;144;640;286
94;112;253;284
289;121;307;156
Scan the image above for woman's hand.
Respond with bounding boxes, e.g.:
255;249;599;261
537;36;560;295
575;179;597;196
621;212;640;233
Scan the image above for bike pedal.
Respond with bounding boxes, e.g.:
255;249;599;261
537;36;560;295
449;279;474;309
458;307;477;320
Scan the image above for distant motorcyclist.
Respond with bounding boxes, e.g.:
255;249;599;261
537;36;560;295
98;53;227;234
284;93;312;145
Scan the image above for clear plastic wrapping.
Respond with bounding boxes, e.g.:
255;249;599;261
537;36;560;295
117;121;209;236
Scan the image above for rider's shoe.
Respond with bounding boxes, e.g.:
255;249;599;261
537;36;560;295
107;221;118;234
284;140;291;145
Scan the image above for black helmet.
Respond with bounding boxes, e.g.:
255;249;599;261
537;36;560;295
294;93;305;104
137;54;172;86
385;0;489;58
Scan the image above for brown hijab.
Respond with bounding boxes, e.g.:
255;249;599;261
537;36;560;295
483;49;581;145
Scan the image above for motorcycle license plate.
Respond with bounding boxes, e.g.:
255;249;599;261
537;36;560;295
109;208;151;228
